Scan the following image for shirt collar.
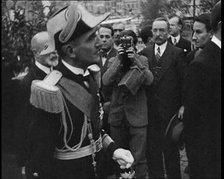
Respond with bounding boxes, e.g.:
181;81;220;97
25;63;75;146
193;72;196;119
155;41;168;56
62;60;85;75
62;60;100;76
211;35;221;49
35;61;51;74
171;34;180;44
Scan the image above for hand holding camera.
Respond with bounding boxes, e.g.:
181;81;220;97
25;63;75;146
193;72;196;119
117;35;135;61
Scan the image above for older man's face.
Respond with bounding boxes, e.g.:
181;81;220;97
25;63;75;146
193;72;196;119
152;20;169;45
37;51;59;68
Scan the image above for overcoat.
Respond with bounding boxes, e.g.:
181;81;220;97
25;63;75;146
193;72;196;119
183;40;221;178
140;42;184;131
15;65;46;167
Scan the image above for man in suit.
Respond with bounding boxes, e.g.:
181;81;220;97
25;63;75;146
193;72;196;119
139;17;185;179
103;29;154;179
112;22;125;49
168;15;191;54
183;1;221;178
14;31;59;178
98;24;118;134
27;4;134;179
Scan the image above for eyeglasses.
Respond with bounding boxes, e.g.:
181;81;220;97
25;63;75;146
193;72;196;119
99;35;111;39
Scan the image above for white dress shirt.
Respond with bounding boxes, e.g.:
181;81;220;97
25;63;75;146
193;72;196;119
101;48;112;66
154;41;168;57
211;35;221;49
171;35;180;45
35;61;51;74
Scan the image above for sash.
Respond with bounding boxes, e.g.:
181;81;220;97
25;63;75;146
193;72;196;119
57;77;94;118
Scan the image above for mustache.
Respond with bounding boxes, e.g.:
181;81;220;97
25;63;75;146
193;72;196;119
155;37;162;40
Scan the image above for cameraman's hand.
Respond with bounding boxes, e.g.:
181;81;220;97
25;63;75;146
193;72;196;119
126;46;135;60
117;44;125;56
117;44;125;62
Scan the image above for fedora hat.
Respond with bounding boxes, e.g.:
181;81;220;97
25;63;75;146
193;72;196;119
31;31;55;55
164;113;184;143
47;3;110;44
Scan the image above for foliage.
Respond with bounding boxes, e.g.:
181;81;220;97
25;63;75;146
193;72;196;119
140;0;219;28
1;0;57;73
140;0;167;28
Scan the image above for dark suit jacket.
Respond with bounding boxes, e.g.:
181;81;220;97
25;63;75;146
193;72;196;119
168;36;191;54
102;54;153;127
100;47;118;103
139;42;185;132
15;65;47;167
183;40;221;177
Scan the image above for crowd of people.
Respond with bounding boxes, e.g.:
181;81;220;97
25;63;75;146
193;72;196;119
2;1;221;179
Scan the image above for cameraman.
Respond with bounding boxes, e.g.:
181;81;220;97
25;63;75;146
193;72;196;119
102;30;153;179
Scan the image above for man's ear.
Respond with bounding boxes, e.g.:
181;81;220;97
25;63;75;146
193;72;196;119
63;44;76;58
33;50;40;59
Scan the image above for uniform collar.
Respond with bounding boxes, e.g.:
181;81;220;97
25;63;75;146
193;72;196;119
62;60;100;76
62;60;85;75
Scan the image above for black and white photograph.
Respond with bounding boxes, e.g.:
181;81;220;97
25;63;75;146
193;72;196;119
2;0;221;179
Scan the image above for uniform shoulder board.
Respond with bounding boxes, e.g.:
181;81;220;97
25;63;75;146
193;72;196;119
30;70;64;113
43;70;63;86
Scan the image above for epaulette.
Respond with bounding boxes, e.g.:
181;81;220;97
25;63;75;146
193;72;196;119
30;70;64;113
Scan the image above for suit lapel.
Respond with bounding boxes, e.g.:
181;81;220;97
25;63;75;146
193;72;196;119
176;37;183;47
148;45;156;69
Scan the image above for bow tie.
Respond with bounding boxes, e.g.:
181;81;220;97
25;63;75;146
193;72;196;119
101;53;107;58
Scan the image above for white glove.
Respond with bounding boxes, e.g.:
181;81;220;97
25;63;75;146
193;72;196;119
21;166;26;175
112;148;134;169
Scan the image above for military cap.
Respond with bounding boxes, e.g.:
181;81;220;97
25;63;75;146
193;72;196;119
47;3;110;44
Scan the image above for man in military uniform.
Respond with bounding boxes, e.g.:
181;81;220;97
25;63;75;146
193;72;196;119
14;31;59;179
28;3;134;179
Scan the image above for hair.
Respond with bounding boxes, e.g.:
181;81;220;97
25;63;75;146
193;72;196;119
210;1;221;32
99;24;114;36
120;30;138;45
139;25;153;44
169;15;184;27
153;17;170;30
194;13;212;32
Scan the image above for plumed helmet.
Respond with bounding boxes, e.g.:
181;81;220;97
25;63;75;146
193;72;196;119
47;3;110;44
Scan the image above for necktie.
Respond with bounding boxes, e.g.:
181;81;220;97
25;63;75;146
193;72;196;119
155;47;161;61
173;38;177;45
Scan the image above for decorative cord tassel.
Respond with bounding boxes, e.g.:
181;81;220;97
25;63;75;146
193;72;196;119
87;123;97;178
